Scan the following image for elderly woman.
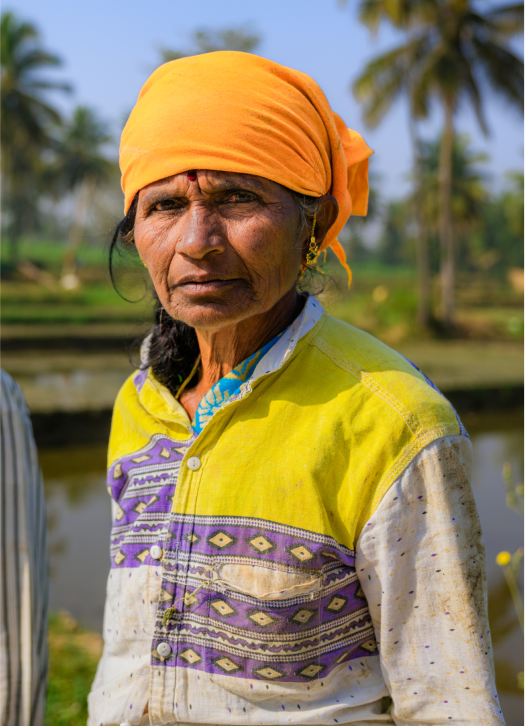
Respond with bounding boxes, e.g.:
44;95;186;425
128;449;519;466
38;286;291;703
88;52;501;726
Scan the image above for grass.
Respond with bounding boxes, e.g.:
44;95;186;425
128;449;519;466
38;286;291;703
1;275;152;324
1;237;151;324
1;238;109;269
45;611;102;726
321;276;523;344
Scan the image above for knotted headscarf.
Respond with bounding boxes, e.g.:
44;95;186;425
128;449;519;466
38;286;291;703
120;51;373;282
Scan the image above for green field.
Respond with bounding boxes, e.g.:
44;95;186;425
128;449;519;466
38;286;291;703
2;238;152;324
2;238;523;343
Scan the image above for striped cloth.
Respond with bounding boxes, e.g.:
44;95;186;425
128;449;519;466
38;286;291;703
0;370;48;726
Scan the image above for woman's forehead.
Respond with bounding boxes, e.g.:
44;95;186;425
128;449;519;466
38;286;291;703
139;170;278;197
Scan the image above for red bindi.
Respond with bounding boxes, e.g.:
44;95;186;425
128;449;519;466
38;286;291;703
187;171;197;181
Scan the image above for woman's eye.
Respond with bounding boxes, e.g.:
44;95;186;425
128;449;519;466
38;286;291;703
152;199;180;212
224;191;256;204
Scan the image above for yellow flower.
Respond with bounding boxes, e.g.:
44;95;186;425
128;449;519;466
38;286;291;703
496;551;512;566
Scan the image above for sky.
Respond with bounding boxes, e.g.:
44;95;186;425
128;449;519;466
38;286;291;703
8;0;524;200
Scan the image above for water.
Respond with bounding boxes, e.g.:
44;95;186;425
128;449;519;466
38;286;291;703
42;445;110;628
41;417;524;724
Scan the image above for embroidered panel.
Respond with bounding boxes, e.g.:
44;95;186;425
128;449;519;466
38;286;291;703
108;434;195;569
153;514;378;683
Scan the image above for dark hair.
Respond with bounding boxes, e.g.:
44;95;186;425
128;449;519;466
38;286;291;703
109;189;323;396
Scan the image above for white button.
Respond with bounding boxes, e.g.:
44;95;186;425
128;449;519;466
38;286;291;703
150;545;162;560
157;642;171;658
187;456;201;470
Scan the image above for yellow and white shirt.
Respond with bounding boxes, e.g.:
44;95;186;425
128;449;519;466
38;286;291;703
89;297;503;726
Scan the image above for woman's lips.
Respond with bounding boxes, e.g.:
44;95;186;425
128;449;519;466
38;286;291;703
176;279;240;294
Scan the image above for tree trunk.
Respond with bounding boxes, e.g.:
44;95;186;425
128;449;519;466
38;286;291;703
438;98;455;332
409;121;430;328
415;210;430;327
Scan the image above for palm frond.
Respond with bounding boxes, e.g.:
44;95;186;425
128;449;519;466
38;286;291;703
357;0;438;31
472;38;524;111
358;0;398;32
24;95;63;125
485;3;524;36
159;24;260;64
410;41;456;118
16;48;63;73
25;80;72;93
458;51;488;135
352;37;427;126
50;105;114;192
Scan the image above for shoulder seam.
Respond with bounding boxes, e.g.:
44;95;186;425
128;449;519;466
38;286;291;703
310;336;422;436
357;423;463;537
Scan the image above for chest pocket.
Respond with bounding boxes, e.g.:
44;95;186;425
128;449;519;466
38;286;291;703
212;561;323;600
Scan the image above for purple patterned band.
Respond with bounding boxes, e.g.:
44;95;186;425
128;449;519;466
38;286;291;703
158;574;368;638
163;512;355;571
108;435;195;569
150;628;377;683
108;434;193;504
105;433;378;683
151;513;376;682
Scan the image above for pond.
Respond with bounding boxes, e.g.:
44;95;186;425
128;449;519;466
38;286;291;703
40;413;524;725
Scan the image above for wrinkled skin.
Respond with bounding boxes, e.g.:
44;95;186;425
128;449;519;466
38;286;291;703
135;169;338;418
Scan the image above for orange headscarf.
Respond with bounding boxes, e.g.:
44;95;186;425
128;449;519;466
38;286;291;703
120;51;373;282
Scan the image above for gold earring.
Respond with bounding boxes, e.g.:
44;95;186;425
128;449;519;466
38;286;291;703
139;256;147;268
306;212;319;266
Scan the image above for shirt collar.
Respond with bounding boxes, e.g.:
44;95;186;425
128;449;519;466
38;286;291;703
138;295;324;425
251;294;323;381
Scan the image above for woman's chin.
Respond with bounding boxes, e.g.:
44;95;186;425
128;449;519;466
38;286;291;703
167;296;258;331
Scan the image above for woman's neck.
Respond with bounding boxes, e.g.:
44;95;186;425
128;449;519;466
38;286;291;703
179;288;304;420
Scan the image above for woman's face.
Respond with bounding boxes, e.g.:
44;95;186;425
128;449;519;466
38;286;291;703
134;170;305;331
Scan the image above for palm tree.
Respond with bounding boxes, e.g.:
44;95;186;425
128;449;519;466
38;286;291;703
377;199;412;266
352;0;523;330
51;106;114;287
416;134;490;293
1;10;70;262
160;25;261;63
410;128;432;327
417;134;490;238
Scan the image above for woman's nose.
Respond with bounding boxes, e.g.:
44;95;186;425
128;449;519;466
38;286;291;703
175;204;226;260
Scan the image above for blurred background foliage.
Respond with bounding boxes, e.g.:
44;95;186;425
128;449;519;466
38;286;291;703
1;3;523;342
159;23;261;62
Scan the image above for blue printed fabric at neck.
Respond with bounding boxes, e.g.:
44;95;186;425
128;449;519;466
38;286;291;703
192;329;286;435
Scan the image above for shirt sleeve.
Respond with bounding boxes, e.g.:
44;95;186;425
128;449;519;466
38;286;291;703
356;435;504;726
0;370;48;726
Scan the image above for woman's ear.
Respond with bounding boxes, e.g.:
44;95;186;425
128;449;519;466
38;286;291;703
301;195;339;261
314;195;339;246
